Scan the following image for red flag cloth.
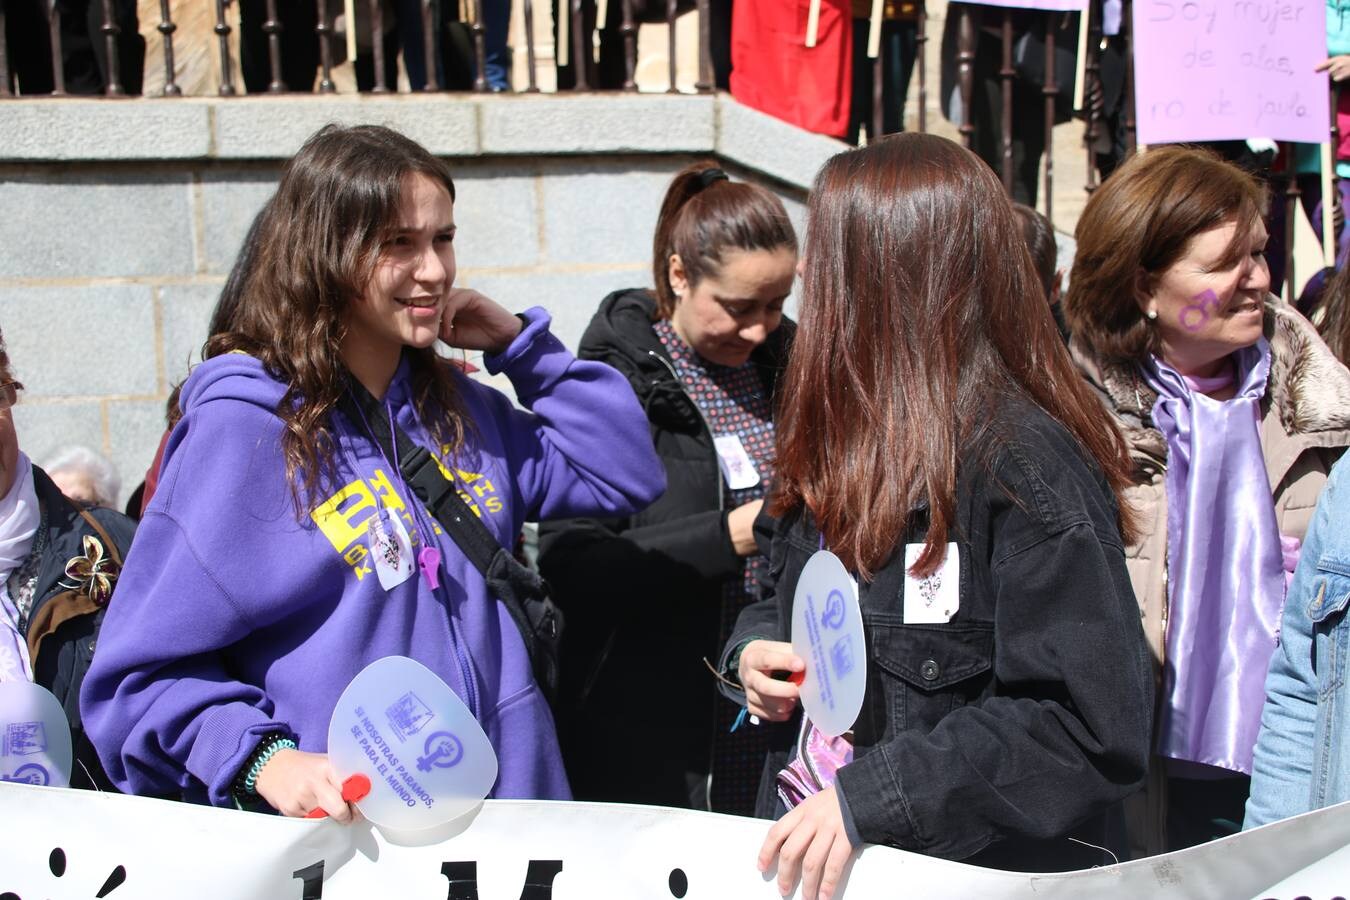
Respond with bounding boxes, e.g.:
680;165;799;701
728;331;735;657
729;0;853;139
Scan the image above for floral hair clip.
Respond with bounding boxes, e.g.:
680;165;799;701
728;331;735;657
61;535;120;607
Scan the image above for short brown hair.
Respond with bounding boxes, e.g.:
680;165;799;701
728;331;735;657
1064;145;1267;364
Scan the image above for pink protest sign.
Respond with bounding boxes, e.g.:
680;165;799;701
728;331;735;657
950;0;1086;11
1133;0;1329;144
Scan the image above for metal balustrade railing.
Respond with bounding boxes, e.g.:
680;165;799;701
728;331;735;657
0;0;1340;286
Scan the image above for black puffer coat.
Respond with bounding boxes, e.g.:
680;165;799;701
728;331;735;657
538;288;794;807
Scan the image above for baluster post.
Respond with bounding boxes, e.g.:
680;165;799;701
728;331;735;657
315;0;336;92
100;0;124;95
473;0;488;90
47;1;67;95
0;5;10;97
1123;0;1135;155
1083;0;1101;193
696;0;712;91
620;0;636;90
263;0;285;90
571;0;589;90
214;0;236;95
957;5;975;148
1043;14;1057;227
999;9;1013;193
667;0;678;92
156;0;181;95
370;0;389;91
420;0;439;89
873;43;884;141
917;1;928;131
522;0;540;90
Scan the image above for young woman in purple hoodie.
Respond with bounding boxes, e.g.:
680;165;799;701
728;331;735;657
80;124;665;820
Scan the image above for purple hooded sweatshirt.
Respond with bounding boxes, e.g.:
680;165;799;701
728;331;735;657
81;308;664;807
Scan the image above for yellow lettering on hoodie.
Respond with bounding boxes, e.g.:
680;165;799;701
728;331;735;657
311;479;377;553
313;458;502;577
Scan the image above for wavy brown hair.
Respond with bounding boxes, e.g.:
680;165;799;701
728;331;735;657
1064;145;1267;365
772;134;1137;578
205;124;469;512
651;161;797;320
1314;263;1350;365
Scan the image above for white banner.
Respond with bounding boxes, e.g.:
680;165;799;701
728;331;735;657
1;783;1348;899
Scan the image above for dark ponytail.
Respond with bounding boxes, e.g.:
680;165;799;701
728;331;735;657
650;161;797;320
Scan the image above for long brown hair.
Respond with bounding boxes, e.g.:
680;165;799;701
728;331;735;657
1064;145;1267;365
205;124;469;512
1314;263;1350;364
651;162;797;319
773;134;1136;578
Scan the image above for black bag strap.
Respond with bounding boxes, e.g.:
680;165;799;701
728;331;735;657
337;378;563;703
336;384;504;577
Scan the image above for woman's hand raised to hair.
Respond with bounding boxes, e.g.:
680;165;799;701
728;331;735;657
439;289;524;355
254;748;356;822
738;639;803;721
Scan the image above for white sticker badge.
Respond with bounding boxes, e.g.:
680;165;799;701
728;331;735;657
369;508;415;592
327;656;498;832
903;542;960;624
791;550;866;739
713;434;760;490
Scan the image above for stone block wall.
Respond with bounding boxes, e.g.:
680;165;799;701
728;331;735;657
0;94;831;507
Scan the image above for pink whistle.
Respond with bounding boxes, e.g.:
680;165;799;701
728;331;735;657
418;546;442;591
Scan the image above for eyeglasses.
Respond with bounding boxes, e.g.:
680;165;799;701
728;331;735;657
0;381;21;412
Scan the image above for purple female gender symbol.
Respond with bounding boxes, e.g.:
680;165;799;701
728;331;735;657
1179;289;1223;332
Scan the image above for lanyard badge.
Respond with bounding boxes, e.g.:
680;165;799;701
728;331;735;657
369;506;415;591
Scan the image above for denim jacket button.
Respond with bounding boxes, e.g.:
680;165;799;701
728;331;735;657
920;659;940;681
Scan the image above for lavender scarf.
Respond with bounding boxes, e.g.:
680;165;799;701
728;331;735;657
0;454;39;683
1142;338;1284;774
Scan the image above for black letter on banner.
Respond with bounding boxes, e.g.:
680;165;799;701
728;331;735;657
292;861;325;899
519;860;564;899
441;861;479;900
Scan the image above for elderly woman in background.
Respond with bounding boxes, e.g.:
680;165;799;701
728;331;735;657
42;446;121;509
0;328;136;789
1064;145;1350;854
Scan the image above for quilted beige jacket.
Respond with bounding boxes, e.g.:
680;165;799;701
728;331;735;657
1071;295;1350;855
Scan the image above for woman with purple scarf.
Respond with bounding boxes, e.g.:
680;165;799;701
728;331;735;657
1065;145;1350;856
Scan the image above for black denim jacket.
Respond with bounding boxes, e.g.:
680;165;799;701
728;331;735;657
721;396;1153;871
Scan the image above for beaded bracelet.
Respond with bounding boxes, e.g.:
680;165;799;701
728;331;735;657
234;733;297;800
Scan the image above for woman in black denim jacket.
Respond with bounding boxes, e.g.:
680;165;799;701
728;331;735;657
719;135;1154;898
